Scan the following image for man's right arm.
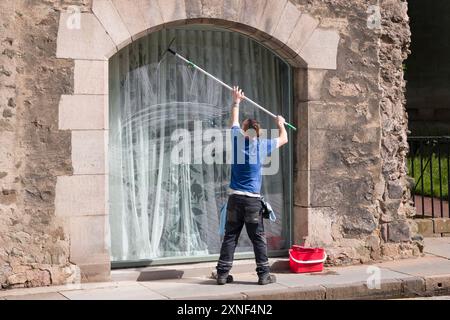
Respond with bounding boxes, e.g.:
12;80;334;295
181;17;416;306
231;86;244;128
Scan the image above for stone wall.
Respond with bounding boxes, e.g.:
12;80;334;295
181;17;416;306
291;0;422;265
0;0;93;289
0;0;422;288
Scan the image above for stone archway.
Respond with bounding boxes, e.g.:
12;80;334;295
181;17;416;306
55;0;340;281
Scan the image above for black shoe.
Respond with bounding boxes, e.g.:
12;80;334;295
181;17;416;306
217;273;234;285
258;273;276;285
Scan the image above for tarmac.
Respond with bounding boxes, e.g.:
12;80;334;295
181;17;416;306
0;237;449;300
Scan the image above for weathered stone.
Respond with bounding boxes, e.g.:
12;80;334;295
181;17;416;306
2;108;13;118
434;218;450;233
341;206;378;237
7;273;27;285
0;189;16;205
388;181;404;199
7;98;15;108
415;219;434;236
387;220;411;242
304;207;336;246
381;199;402;216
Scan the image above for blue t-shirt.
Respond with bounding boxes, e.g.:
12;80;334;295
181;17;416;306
229;126;278;194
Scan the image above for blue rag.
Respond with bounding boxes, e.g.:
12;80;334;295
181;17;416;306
218;202;227;236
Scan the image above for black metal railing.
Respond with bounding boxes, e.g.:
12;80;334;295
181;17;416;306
407;136;450;218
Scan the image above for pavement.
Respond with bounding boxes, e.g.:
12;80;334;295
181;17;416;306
0;237;449;300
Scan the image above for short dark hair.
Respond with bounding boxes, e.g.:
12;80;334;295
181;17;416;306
242;118;261;137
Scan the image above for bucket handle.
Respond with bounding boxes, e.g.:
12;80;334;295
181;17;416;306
289;251;327;264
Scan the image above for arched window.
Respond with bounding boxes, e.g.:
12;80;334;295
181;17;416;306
109;25;292;265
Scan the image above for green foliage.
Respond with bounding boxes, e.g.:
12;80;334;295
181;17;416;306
407;154;449;198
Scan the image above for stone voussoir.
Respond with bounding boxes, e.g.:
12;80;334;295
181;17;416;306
92;0;132;49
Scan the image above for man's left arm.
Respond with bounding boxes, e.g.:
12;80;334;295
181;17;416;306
275;115;288;148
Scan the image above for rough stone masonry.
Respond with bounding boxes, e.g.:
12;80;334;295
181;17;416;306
0;0;422;289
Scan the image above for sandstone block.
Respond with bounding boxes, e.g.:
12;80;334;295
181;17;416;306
69;215;110;265
415;219;433;236
55;175;107;217
59;95;108;130
71;130;107;175
434;218;450;233
299;28;340;70
74;60;108;95
56;13;116;60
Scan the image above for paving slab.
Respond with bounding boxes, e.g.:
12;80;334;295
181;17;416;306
323;279;404;300
139;276;286;299
5;292;68;300
60;283;167;300
375;256;450;277
0;284;77;298
267;265;414;288
111;258;289;281
424;237;450;259
244;285;326;300
399;295;450;300
0;281;144;299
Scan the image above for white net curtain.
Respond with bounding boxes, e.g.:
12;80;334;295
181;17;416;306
109;26;291;262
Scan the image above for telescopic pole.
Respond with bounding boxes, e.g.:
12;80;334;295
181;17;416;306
167;48;297;131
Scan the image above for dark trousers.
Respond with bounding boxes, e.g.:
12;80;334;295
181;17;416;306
216;194;270;277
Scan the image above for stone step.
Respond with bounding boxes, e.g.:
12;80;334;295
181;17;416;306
111;258;290;282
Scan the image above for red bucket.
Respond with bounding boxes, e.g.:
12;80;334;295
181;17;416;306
289;245;327;273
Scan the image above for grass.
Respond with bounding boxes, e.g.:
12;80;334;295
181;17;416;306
407;153;449;198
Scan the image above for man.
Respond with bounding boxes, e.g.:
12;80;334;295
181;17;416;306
216;86;288;285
